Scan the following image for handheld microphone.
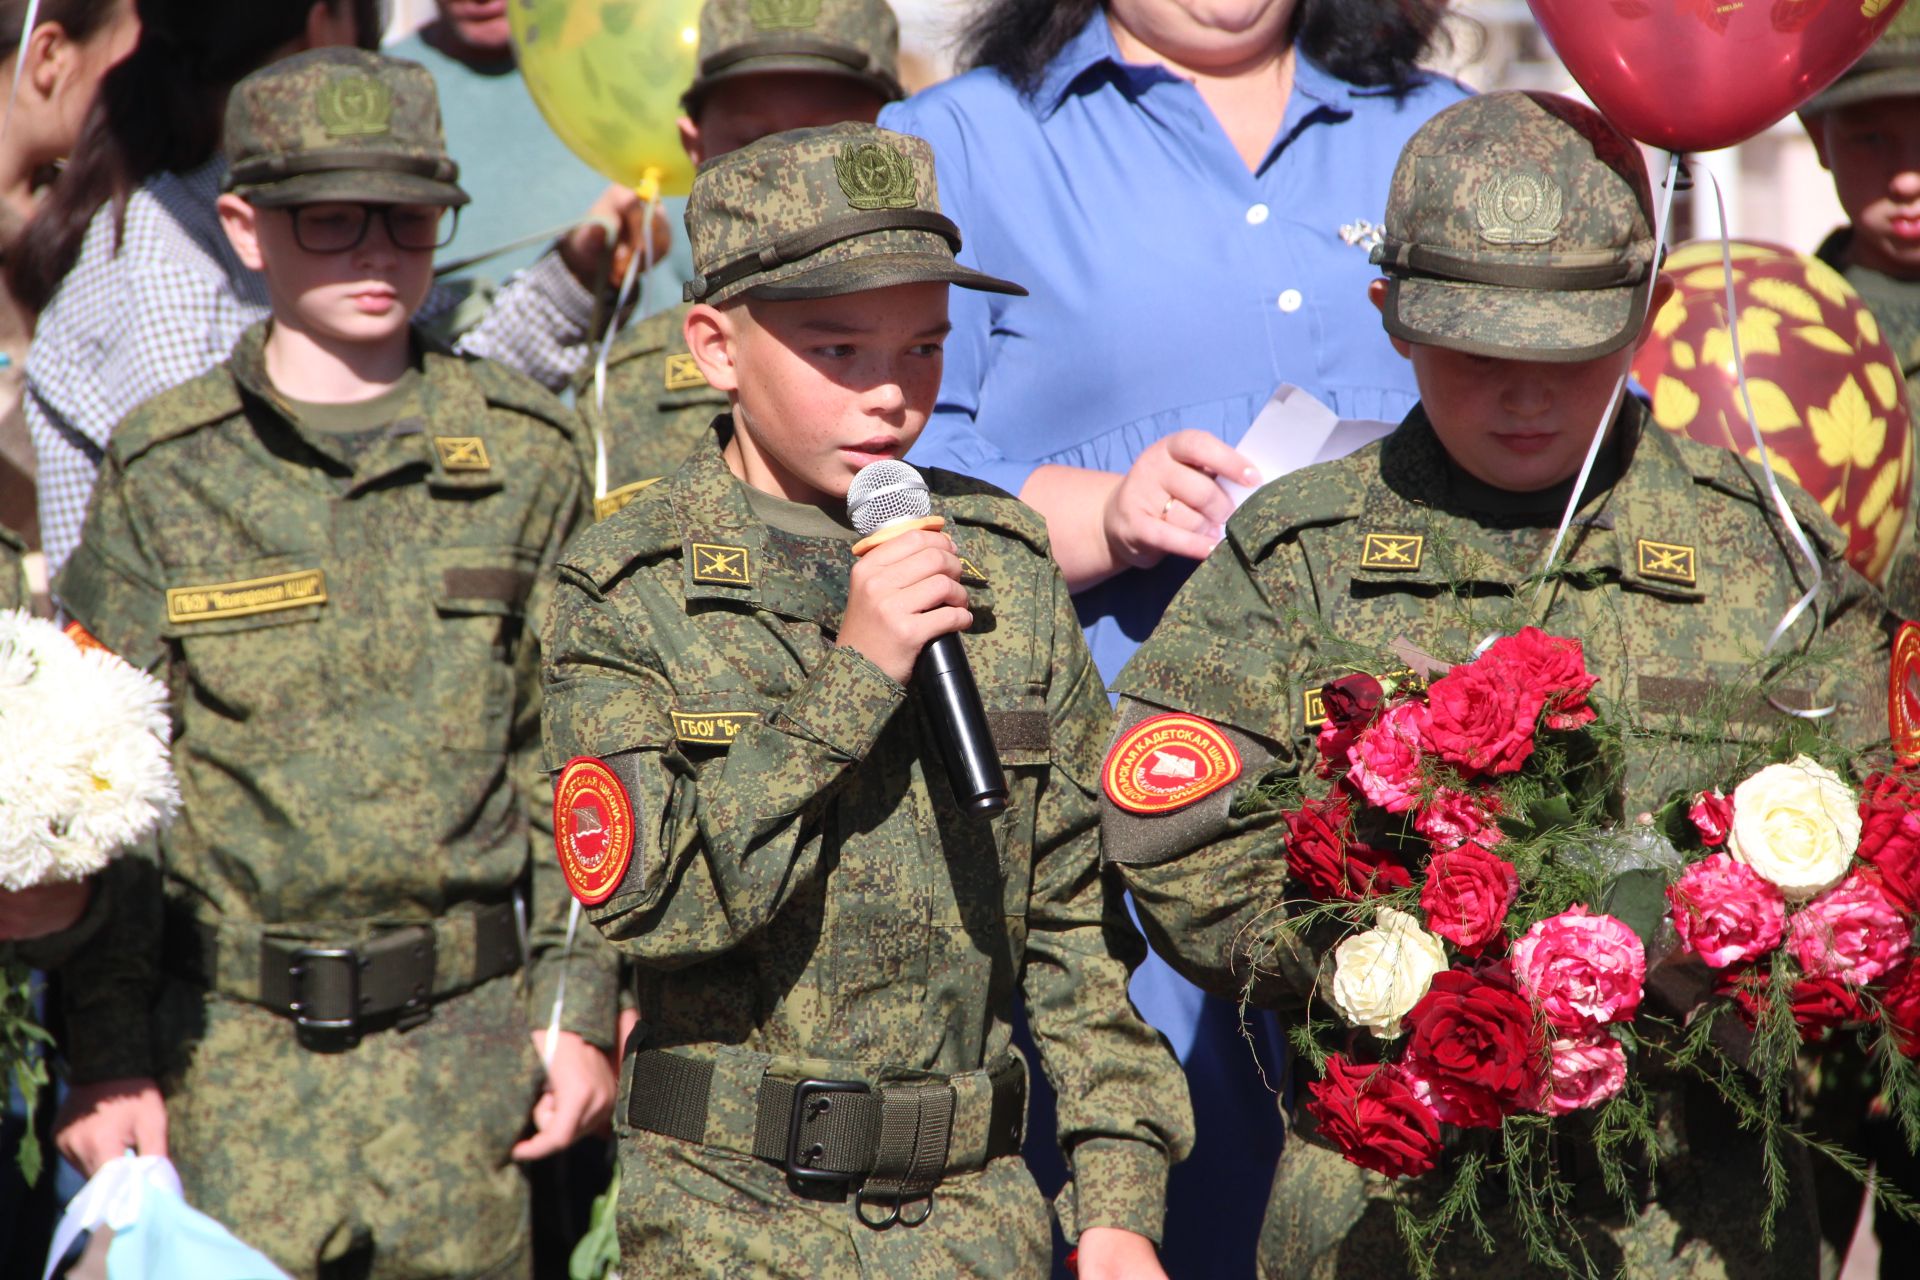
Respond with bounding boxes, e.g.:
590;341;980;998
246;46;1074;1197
847;460;1009;817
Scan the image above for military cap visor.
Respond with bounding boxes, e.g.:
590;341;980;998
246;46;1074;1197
1381;269;1655;363
684;49;905;111
231;164;470;209
1801;65;1920;114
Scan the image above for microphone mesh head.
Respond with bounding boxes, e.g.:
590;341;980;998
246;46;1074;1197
847;460;931;536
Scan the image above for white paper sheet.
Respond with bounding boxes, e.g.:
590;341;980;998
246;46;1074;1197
1218;384;1396;509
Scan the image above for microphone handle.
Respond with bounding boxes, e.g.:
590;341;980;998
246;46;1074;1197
916;632;1009;816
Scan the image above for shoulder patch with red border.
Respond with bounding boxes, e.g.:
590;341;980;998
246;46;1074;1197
554;757;637;905
1103;713;1242;815
63;620;109;656
1894;621;1920;765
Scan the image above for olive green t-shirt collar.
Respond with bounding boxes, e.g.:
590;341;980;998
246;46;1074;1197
742;483;858;541
276;368;425;436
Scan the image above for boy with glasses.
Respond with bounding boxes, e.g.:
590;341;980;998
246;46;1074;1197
50;46;617;1279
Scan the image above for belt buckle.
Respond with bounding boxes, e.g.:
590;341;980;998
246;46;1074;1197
287;944;360;1033
784;1078;868;1186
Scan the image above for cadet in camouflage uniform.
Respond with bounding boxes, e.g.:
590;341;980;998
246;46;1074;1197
542;123;1191;1277
1805;8;1920;618
576;0;905;519
1099;92;1893;1279
50;49;618;1279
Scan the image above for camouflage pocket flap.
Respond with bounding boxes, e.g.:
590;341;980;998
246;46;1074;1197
428;545;539;617
160;554;328;636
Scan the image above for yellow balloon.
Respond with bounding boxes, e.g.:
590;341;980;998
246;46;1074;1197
509;0;704;199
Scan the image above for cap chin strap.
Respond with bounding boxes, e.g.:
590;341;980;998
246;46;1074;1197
685;208;959;303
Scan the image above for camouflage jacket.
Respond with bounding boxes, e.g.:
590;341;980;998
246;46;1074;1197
541;427;1192;1240
53;322;619;1082
1820;230;1920;618
575;304;727;521
1104;399;1893;1008
0;522;25;609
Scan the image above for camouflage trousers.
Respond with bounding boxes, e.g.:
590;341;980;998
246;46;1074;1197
614;1127;1052;1278
155;972;542;1280
1258;1095;1821;1279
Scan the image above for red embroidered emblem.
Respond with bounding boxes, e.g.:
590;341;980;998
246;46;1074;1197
1103;713;1243;815
553;757;636;905
1894;622;1920;765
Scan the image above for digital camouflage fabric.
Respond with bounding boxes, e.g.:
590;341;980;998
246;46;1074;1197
53;322;618;1278
1103;404;1892;1279
541;429;1192;1275
683;122;1023;305
0;522;25;609
574;307;726;522
224;46;470;209
1803;1;1920;116
685;0;906;110
1372;91;1658;363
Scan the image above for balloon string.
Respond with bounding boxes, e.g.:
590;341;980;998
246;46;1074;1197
2;0;42;143
1530;150;1683;617
541;898;583;1072
1698;165;1833;719
590;183;659;501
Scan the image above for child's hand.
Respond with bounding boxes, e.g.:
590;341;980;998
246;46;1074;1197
838;530;972;686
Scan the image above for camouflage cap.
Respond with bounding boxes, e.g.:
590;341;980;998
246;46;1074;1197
1372;91;1656;363
1803;4;1920;115
683;122;1025;305
224;47;469;209
683;0;905;112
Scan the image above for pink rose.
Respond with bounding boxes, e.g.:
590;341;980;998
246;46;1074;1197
1689;789;1735;848
1422;663;1544;777
1414;787;1504;853
1480;628;1599;731
1666;852;1788;969
1786;872;1910;986
1511;906;1646;1030
1421;845;1519;953
1347;701;1428;814
1545;1029;1628;1115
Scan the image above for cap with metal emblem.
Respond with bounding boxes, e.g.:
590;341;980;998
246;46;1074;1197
224;47;469;209
682;122;1026;306
1371;91;1657;363
683;0;906;113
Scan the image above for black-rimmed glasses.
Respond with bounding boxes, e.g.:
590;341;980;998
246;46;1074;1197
285;203;460;253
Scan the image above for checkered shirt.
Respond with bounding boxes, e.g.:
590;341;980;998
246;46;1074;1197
27;157;598;579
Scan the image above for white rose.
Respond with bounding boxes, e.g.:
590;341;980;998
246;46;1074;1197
1328;907;1450;1038
1728;755;1860;900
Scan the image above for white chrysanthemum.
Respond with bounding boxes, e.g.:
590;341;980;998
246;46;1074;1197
0;610;177;890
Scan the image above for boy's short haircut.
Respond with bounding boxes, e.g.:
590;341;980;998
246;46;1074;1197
1371;91;1657;364
681;122;1025;305
682;0;906;114
223;47;470;210
1802;5;1920;115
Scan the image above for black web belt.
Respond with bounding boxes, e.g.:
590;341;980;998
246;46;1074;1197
165;901;522;1037
625;1047;1026;1205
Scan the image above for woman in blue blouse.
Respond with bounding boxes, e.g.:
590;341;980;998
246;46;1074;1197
882;2;1465;1272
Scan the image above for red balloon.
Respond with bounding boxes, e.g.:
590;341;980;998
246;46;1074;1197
1528;0;1911;152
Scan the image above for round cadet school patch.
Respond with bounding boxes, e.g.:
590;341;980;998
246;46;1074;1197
553;757;636;906
1103;713;1242;816
1894;622;1920;764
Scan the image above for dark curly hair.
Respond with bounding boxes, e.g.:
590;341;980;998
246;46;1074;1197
960;0;1453;96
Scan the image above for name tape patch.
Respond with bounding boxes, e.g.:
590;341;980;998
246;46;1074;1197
1103;713;1242;815
167;569;327;624
671;710;760;747
554;757;636;906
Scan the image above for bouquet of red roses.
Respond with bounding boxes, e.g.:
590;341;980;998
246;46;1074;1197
1280;628;1651;1182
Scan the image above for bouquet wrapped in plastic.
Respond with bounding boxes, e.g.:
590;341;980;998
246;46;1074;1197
1;611;177;1178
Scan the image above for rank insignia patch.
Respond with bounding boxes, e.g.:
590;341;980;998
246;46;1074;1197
662;353;708;391
434;436;491;472
1360;533;1424;571
1103;713;1242;815
1894;622;1920;764
1636;539;1697;587
672;710;760;747
594;477;662;522
167;569;327;624
554;758;636;905
691;543;751;586
957;556;990;586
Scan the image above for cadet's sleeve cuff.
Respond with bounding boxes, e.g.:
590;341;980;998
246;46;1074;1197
1056;1137;1170;1244
774;645;905;761
11;880;112;971
526;929;623;1053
